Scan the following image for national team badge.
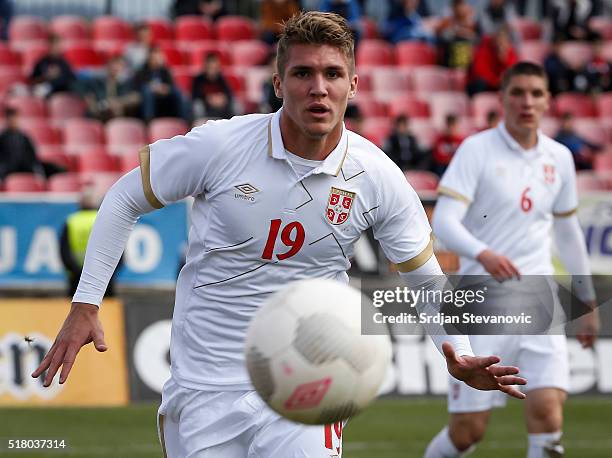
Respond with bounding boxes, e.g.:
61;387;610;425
326;187;355;225
543;164;555;184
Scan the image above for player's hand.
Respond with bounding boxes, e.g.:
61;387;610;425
442;342;527;400
476;249;521;282
576;306;600;349
31;302;107;387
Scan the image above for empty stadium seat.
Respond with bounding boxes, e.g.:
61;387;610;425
540;117;560;137
64;119;105;154
573;119;608;146
78;171;121;199
354;67;373;93
6;95;47;117
576;171;608;191
410;118;438;147
471;92;503;127
559;41;593;69
352;95;389;118
50;16;90;40
175;16;215;44
145;18;174;43
37;149;75;172
230;40;270;67
20;41;49;74
404;170;439;192
159;43;188;67
356;40;395;67
172;67;194;96
76;149;118;173
411;66;452;92
589;17;612;40
63;44;106;70
0;70;26;96
189;41;232;68
48;93;86;121
3;173;45;192
395;42;437;67
371;68;412;101
518;40;551;64
554;93;597;118
223;69;245;96
429;92;470;127
119;152;141;173
361;17;380;39
593;153;612;172
9;16;48;45
47;172;82;192
597;93;612;119
106;117;147;156
361;117;393;147
510;18;542;40
149;118;189;143
20;118;61;147
215;16;256;41
92;16;133;43
0;45;22;67
241;66;272;103
388;93;430;118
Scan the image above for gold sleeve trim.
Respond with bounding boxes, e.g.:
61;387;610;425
267;119;273;157
553;208;577;218
437;186;471;205
396;236;434;272
158;414;167;458
333;139;350;177
139;145;164;209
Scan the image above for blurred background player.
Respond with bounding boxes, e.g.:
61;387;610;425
32;12;527;458
424;62;600;458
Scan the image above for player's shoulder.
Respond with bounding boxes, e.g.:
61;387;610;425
190;112;271;140
448;128;495;163
538;131;575;164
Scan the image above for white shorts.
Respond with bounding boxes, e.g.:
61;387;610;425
157;378;344;458
448;334;569;413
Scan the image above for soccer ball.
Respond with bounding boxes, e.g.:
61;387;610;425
245;278;392;425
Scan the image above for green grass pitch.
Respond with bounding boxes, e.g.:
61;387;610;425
1;397;611;457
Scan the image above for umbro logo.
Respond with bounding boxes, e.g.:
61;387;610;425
234;183;259;202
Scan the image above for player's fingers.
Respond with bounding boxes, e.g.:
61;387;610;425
58;344;80;384
92;329;108;352
442;342;457;363
31;343;57;378
487;365;520;376
495;375;527;386
43;343;67;387
499;384;526;400
475;355;500;368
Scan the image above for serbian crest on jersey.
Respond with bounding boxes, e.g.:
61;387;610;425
543;164;555;184
326;187;356;225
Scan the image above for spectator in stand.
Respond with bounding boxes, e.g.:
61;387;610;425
555;112;602;170
259;0;300;44
543;38;574;95
0;0;13;41
30;35;76;98
192;52;234;119
81;56;140;121
320;0;363;43
580;39;611;94
466;25;517;96
260;52;283;113
0;107;45;180
435;0;479;69
124;23;153;72
431;113;464;176
484;109;500;129
172;0;226;21
384;0;434;44
383;114;429;171
476;0;517;36
551;0;598;42
132;46;187;121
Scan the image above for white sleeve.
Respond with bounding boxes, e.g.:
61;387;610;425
399;256;474;357
553;214;596;302
72;168;155;306
552;148;579;216
437;136;484;205
432;196;488;259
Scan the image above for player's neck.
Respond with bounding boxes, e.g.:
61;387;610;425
505;123;538;150
279;115;343;161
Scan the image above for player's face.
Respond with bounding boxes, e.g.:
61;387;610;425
274;44;357;141
501;74;550;136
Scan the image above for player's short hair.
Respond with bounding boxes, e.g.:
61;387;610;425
276;11;355;77
501;61;548;91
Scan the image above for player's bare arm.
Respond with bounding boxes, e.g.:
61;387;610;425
31;302;107;386
576;303;600;349
476;249;521;281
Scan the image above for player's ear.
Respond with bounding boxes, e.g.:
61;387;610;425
272;73;283;99
348;73;358;99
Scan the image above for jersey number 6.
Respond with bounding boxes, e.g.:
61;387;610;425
262;219;306;260
520;187;533;212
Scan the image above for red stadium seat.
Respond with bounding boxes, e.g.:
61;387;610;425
395;42;437;67
230;40;270;67
6;95;47;117
589;17;612;40
388;93;430;118
404;170;439;192
92;16;133;43
573;119;608;146
37;149;75;172
559;41;593;69
597;93;612;118
361;17;380;39
76;149;118;173
593;153;612;172
471;92;503;128
50;16;90;40
175;16;215;44
223;69;245;95
106;117;147;156
20;41;49;74
9;17;48;44
410;118;438;147
20;118;61;146
370;67;412;101
78;171;121;198
352;95;389;118
63;44;106;70
215;16;256;42
361;117;393;147
149;118;189;143
159;43;188;67
0;45;22;66
540;117;560;137
48;93;86;121
411;66;452;92
47;172;82;192
119;152;141;173
3;173;45;192
354;67;373;93
576;171;608;191
145;18;175;43
356;40;395;67
510;18;542;40
0;69;26;96
189;41;232;69
172;67;194;96
518;40;551;65
429;91;470;127
241;66;272;103
554;93;597;118
64;119;105;154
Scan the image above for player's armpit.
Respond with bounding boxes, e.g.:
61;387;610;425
139;145;164;209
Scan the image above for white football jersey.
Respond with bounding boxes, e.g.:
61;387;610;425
438;122;578;276
141;109;432;390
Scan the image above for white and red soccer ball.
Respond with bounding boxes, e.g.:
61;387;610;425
245;278;392;425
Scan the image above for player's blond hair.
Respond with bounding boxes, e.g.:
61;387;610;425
276;11;355;77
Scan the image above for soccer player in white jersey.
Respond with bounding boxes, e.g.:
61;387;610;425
424;62;600;458
33;12;527;457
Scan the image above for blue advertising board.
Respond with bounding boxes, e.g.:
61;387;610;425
0;196;188;288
